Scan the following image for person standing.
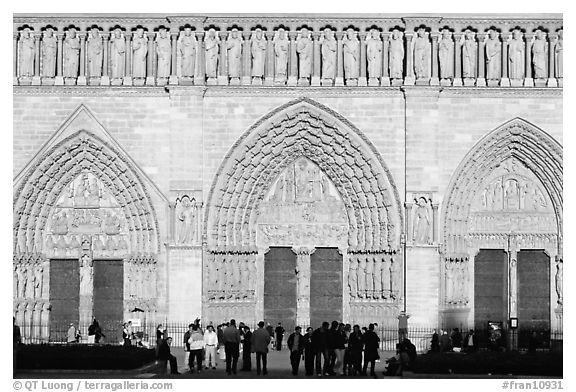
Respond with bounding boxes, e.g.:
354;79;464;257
397;311;410;342
223;319;241;375
122;323;131;346
326;321;339;376
287;326;304;376
188;324;204;373
430;329;439;353
241;325;253;371
217;324;226;361
67;323;79;344
251;321;271;375
312;322;330;376
362;323;380;377
333;323;347;376
463;329;477;353
158;337;179;375
303;327;315;376
275;322;285;351
266;322;274;348
348;325;363;376
204;325;218;369
88;318;97;344
183;323;193;371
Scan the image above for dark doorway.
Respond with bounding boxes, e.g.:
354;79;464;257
474;249;508;345
49;259;80;341
517;250;550;348
310;248;342;329
264;247;297;331
93;259;124;344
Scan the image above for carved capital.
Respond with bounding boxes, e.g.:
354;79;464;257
291;246;316;256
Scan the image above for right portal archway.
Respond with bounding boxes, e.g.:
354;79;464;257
441;118;563;347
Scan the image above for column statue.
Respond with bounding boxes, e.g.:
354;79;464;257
87;28;103;77
250;28;267;81
389;29;404;79
555;260;562;305
532;29;547;79
413;27;430;79
110;28;125;79
372;256;382;299
274;28;289;82
33;265;43;298
364;255;374;298
41;27;57;77
438;29;453;80
132;28;147;79
178;27;196;78
321;28;337;81
462;29;477;79
508;29;524;79
356;256;366;299
204;28;220;79
19;28;35;77
16;264;26;298
555;29;563;78
296;28;313;82
176;196;196;244
390;256;400;299
79;255;93;296
343;28;359;81
63;28;80;78
348;257;358;299
156;27;171;78
485;29;501;80
412;196;432;244
381;257;391;298
226;28;243;80
366;29;382;80
445;261;454;303
295;252;310;299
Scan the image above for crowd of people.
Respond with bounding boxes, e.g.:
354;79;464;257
154;318;419;377
430;328;478;353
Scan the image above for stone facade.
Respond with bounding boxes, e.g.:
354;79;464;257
13;14;562;345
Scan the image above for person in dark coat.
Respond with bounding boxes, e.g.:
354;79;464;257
275;322;285;351
287;326;304;375
241;326;253;371
400;337;417;368
251;321;271;375
451;328;463;350
302;327;315;376
347;324;363;376
157;337;179;374
362;323;380;377
439;329;451;352
325;321;339;376
312;321;330;376
222;319;241;375
430;329;439;353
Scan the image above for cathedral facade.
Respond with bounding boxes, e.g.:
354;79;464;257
13;14;563;348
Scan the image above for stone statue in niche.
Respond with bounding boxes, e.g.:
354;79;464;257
16;264;26;298
356;257;366;298
413;27;430;79
462;29;477;78
381;257;391;298
365;256;374;298
176;196;197;244
132;28;148;78
178;27;196;78
110;28;125;79
272;175;285;202
389;29;404;79
226;28;243;79
445;261;454;303
19;28;35;77
348;257;358;299
555;29;563;78
41;27;57;77
250;28;266;81
485;29;501;80
79;255;93;296
343;28;359;80
504;179;520;210
296;28;313;81
438;29;453;79
295;255;310;299
390;256;400;299
274;28;289;82
204;29;220;79
321;28;337;81
412;197;432;244
26;267;35;298
372;256;382;299
508;29;524;79
156;27;171;78
87;28;103;77
63;28;80;78
532;29;547;79
34;264;43;298
555;259;562;305
509;257;517;312
366;29;382;79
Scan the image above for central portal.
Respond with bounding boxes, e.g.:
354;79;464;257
310;248;342;329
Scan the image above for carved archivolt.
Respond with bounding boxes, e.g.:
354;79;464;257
204;97;403;253
13;130;160;259
442;118;563;257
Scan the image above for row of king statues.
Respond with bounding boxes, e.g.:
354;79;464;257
15;25;563;86
348;254;401;300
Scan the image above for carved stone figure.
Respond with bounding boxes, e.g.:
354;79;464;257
156;28;171;78
413;28;430;79
205;29;219;79
295;253;310;298
509;257;517;313
445;261;454;303
19;28;35;77
381;257;391;298
348;257;358;298
366;29;382;79
413;197;431;244
555;259;563;305
176;196;196;244
321;28;337;80
508;29;524;79
504;180;520;210
462;30;477;78
217;256;227;293
110;28;126;79
16;265;26;298
25;267;35;298
63;28;80;78
34;265;43;298
296;28;313;79
251;28;266;79
389;29;404;79
274;28;289;81
343;29;359;80
87;28;103;77
178;27;196;78
485;29;501;80
372;257;382;299
132;28;148;78
438;29;453;79
227;29;243;79
555;29;563;78
41;27;57;77
532;29;547;79
247;257;256;292
365;256;374;297
356;256;366;298
390;256;400;298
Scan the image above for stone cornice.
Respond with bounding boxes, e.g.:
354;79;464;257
13;86;167;96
